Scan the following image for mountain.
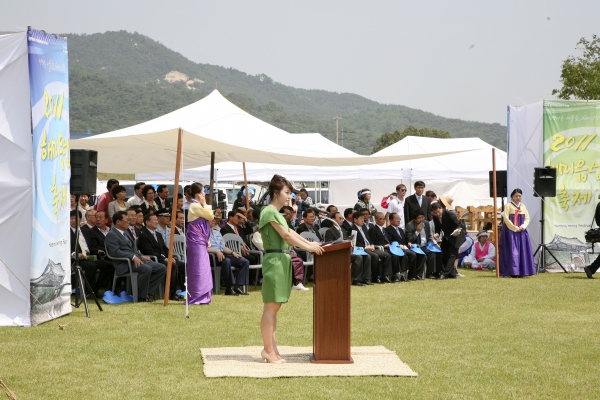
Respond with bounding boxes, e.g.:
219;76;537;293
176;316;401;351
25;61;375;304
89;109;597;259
65;31;506;153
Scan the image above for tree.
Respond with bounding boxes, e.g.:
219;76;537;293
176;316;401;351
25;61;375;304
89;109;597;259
552;35;600;100
371;126;451;154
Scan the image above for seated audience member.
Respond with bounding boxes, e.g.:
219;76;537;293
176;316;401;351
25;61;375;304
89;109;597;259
155;184;172;210
137;213;185;299
352;211;392;284
95;179;119;227
89;210;111;260
70;210;114;297
245;207;258;231
155;208;172;242
280;206;295;229
368;212;402;282
133;206;144;231
325;211;371;286
234;206;255;238
342;208;354;236
296;209;323;240
386;212;416;282
360;208;375;230
125;207;142;240
220;210;260;265
208;216;249;295
431;201;465;280
140;185;159;213
80;209;97;244
105;211;167;302
320;205;338;229
127;182;146;206
174;194;184;212
108;185;128;219
77;194;90;226
463;231;496;270
214;207;227;230
174;210;185;235
404;209;436;280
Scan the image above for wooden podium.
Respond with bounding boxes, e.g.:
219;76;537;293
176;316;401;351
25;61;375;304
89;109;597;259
310;240;353;364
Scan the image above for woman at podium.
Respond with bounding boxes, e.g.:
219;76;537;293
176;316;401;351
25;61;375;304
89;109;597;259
499;188;536;277
259;174;323;364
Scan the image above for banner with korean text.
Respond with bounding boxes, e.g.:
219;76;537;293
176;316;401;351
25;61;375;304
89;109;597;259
543;100;600;270
27;29;71;325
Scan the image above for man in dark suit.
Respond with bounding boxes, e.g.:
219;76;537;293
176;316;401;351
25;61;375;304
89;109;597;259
155;185;172;210
80;209;97;248
296;209;323;241
325;211;371;286
280;206;295;229
174;210;185;235
221;210;260;266
137;213;185;298
405;209;436;280
105;211;167;302
369;212;410;282
341;208;354;236
404;181;431;223
386;212;417;282
352;211;392;284
431;202;465;279
88;210;111;260
320;205;338;229
125;208;142;240
70;211;114;297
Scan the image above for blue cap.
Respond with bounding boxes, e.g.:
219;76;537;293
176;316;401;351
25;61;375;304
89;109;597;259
242;187;255;197
291;193;296;200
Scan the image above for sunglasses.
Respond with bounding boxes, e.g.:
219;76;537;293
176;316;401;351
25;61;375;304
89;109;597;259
400;189;407;192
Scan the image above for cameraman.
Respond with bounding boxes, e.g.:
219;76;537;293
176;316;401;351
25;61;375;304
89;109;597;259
584;195;600;279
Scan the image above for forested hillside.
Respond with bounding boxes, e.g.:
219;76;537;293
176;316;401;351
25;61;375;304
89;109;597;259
66;31;506;153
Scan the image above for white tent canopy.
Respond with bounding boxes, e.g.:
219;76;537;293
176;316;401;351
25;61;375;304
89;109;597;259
71;90;481;173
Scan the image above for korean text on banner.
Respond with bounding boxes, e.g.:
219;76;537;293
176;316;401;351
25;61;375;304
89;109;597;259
543;100;600;244
27;29;71;325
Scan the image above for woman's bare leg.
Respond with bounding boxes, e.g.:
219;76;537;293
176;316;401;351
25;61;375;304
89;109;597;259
261;302;282;361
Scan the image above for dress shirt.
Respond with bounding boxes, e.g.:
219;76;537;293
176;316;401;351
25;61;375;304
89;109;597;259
209;228;226;252
227;222;241;236
418;226;427;246
127;195;144;206
417;195;423;207
156;224;171;242
387;197;405;229
71;227;90;256
183;198;190;210
98;226;110;236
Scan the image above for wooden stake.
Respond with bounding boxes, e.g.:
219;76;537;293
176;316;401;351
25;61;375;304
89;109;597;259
243;162;250;210
208;152;215;206
164;127;183;306
492;148;500;278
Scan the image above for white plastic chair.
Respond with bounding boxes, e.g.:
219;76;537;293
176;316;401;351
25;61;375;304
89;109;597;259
299;231;320;283
222;233;263;290
318;227;329;238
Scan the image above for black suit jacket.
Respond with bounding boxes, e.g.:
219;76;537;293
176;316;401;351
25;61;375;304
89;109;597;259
368;225;390;247
89;226;110;256
296;223;323;241
404;194;431;223
321;219;334;229
433;210;466;249
137;227;169;262
324;225;348;242
154;196;172;210
386;225;409;246
220;223;250;246
70;228;84;256
341;220;353;236
351;225;372;248
404;220;432;246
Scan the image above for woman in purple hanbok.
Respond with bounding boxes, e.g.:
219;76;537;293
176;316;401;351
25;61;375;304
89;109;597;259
186;183;214;304
499;188;536;277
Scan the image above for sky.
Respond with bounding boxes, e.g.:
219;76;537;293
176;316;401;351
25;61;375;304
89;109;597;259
2;0;599;125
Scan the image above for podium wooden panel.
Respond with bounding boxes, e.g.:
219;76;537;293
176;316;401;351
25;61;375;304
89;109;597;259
310;241;353;364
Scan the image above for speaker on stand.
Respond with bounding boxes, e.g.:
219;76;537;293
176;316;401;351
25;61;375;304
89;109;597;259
69;149;102;316
531;167;567;273
489;170;507;221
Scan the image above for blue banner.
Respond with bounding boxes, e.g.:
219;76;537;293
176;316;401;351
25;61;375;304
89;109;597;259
27;29;71;325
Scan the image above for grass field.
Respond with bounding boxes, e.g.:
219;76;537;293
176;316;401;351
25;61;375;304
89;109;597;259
1;270;599;399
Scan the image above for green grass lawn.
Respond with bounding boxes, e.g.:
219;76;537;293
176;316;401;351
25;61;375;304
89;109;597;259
1;270;600;399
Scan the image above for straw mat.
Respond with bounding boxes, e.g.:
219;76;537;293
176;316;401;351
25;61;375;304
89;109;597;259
200;345;418;378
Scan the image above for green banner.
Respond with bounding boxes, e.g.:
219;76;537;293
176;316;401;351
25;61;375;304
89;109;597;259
543;100;600;245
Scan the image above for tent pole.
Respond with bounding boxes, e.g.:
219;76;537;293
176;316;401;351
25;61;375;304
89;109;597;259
208;152;215;206
492;148;500;278
164;127;183;306
243;162;250;210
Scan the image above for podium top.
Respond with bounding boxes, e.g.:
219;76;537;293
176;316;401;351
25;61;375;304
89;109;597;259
319;240;351;253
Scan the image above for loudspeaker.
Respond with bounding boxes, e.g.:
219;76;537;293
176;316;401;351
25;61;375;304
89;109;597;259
70;149;98;195
489;170;507;198
533;167;556;197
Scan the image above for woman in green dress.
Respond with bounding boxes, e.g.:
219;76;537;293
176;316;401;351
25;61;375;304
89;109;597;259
260;175;323;364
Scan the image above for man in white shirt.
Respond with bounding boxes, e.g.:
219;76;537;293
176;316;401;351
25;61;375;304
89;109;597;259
127;182;146;206
155;208;172;243
386;183;407;229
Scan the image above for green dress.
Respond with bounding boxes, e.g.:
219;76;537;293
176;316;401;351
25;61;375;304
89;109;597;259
259;206;292;303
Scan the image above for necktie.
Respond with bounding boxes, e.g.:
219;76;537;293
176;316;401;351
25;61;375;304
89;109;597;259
123;231;132;246
129;226;137;239
381;227;388;241
77;232;88;257
234;225;240;235
418;196;422;207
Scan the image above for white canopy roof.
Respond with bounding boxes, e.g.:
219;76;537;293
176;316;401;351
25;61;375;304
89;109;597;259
71;90;480;173
137;136;503;182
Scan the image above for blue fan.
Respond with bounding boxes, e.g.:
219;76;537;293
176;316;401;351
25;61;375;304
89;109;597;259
353;247;368;256
389;241;405;256
426;241;442;253
410;244;426;255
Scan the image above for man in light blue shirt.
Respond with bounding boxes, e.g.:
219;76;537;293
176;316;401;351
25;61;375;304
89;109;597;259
208;218;250;296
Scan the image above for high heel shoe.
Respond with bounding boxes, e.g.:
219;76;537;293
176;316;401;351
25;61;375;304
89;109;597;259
261;350;284;364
